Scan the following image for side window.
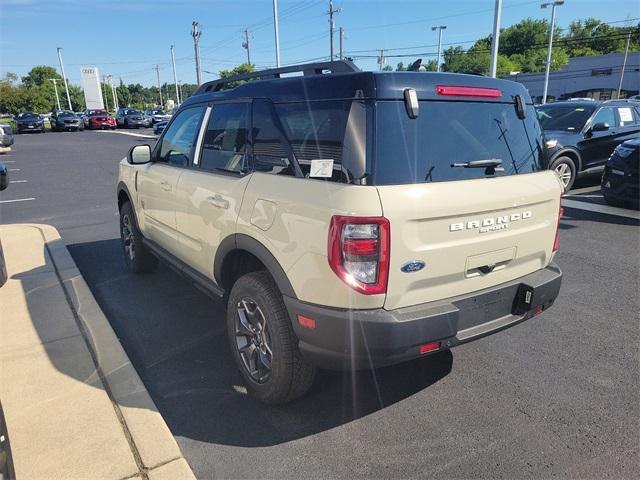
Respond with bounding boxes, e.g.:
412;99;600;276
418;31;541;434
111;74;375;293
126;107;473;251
274;100;351;182
200;103;249;174
252;100;294;176
157;106;204;166
591;107;616;128
616;107;637;127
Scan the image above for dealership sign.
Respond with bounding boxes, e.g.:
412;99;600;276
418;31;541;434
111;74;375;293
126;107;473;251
80;67;104;110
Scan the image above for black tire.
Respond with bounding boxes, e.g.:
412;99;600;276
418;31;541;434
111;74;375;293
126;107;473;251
550;156;577;192
119;201;158;274
227;271;316;404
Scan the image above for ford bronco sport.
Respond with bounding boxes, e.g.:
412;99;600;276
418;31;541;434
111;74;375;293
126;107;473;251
117;61;563;404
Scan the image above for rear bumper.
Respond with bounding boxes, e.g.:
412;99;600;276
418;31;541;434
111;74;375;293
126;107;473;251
0;135;13;147
285;263;562;370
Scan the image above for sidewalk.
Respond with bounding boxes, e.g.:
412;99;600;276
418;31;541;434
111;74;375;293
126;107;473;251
0;224;195;480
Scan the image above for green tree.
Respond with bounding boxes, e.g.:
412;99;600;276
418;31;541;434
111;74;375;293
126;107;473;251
218;63;255;88
22;66;62;88
117;79;132;108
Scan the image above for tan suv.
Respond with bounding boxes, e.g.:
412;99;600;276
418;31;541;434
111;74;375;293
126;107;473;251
117;61;563;404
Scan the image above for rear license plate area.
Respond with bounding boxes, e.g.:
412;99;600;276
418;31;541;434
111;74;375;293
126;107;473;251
456;286;519;331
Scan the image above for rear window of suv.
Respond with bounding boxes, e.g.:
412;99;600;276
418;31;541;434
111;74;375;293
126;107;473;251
372;101;545;185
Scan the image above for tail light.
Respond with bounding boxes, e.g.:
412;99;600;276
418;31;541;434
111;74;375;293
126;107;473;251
436;85;502;98
553;194;563;252
328;216;390;295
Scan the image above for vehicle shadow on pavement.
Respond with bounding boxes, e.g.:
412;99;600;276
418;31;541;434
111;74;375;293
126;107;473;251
561;206;640;227
66;238;453;447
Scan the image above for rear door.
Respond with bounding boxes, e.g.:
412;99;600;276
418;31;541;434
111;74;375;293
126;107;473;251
372;99;562;310
137;105;205;254
174;102;252;277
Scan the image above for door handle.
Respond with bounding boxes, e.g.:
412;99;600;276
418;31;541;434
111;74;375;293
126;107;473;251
207;194;229;209
159;180;171;191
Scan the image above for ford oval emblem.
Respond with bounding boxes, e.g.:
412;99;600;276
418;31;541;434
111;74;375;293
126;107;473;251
401;261;426;273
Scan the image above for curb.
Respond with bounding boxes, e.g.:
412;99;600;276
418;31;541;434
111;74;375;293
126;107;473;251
4;224;196;480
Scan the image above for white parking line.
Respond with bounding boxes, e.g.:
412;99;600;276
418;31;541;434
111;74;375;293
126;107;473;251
562;198;640;220
8;168;20;171
2;160;16;163
10;180;27;183
98;130;157;139
0;197;35;204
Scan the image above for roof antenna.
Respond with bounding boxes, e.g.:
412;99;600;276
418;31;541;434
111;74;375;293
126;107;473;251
408;59;422;71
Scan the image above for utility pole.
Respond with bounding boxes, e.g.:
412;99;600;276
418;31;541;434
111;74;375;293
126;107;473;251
339;27;344;60
171;45;180;104
243;29;252;65
489;0;502;78
541;1;564;104
617;32;631;99
431;25;447;72
192;21;202;85
178;80;184;103
273;0;281;67
56;47;73;110
377;49;386;70
327;0;341;61
154;64;163;107
49;78;61;111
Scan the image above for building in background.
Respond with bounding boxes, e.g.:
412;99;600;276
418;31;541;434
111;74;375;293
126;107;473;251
508;52;639;103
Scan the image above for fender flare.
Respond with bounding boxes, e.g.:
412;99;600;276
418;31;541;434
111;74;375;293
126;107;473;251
550;147;582;172
116;181;142;228
214;234;297;299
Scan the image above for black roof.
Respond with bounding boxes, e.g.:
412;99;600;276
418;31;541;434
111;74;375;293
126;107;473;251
183;60;531;107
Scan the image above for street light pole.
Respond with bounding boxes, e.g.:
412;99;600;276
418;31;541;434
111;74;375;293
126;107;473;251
171;45;180;104
56;48;73;110
339;27;344;60
49;78;61;111
617;32;631;99
431;25;447;72
192;21;202;85
273;0;281;67
109;75;118;110
541;1;564;105
489;0;503;78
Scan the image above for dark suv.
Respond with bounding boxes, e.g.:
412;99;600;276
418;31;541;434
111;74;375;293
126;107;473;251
536;100;640;191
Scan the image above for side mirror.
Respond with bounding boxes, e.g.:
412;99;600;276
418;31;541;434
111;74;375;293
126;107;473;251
128;144;152;164
0;162;8;191
592;122;610;132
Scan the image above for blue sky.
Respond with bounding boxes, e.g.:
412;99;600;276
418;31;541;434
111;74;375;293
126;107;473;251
1;0;638;86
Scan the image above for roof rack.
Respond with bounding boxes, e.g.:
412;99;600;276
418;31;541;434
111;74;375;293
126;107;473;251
195;60;361;94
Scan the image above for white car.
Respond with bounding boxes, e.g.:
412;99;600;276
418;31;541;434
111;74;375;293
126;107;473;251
143;109;172;126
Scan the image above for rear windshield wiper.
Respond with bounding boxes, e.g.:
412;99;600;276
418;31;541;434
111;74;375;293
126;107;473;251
451;159;503;168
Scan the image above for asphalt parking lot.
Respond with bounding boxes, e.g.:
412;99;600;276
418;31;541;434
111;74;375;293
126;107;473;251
1;131;638;479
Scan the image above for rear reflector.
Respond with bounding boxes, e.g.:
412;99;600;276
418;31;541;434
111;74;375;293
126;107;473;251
436;85;502;98
553;194;564;252
532;305;544;316
419;342;441;354
297;315;316;330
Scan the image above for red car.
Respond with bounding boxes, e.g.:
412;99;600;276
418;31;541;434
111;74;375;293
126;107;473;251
88;111;116;130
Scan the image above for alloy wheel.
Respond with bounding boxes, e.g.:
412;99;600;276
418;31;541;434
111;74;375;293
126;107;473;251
554;163;572;188
235;298;272;384
121;214;135;261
